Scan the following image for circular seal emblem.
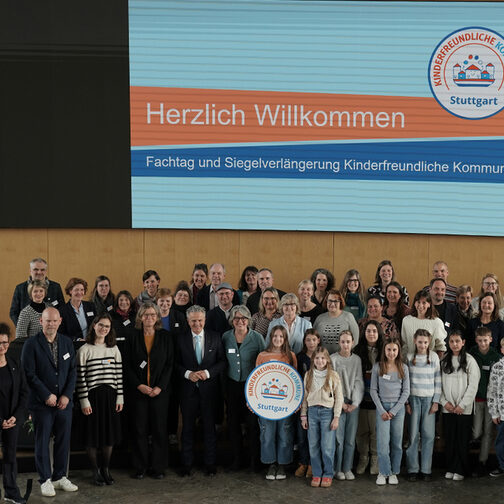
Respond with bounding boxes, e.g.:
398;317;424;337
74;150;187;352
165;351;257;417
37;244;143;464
428;27;504;119
245;361;304;420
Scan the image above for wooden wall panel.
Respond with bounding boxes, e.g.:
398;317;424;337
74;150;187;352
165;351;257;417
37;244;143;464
239;231;334;294
47;229;144;302
333;233;430;296
1;228;503;334
427;235;504;296
0;229;49;332
144;230;241;290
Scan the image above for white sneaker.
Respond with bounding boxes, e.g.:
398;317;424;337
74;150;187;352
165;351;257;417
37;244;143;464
335;471;345;480
388;474;398;484
376;474;386;485
344;470;355;480
445;472;454;479
41;479;56;497
453;473;464;481
52;477;78;492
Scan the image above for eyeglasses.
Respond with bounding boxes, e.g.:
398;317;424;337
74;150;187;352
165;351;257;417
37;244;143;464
233;317;248;323
483;281;497;286
327;299;341;304
0;341;9;346
142;313;157;318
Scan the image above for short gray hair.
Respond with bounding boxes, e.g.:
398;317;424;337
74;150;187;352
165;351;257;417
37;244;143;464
279;293;300;314
186;305;206;319
230;305;251;324
30;257;48;268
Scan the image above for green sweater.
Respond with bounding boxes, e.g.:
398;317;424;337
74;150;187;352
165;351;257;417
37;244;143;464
470;346;501;399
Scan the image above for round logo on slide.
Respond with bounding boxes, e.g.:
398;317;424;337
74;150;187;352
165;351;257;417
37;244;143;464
245;361;303;420
428;27;504;119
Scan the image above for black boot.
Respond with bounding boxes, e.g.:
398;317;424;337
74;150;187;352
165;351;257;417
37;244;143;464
93;468;106;486
102;467;115;485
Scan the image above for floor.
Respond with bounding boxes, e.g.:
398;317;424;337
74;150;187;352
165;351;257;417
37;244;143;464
14;465;504;504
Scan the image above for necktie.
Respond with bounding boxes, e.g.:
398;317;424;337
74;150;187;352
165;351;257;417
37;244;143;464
195;334;202;365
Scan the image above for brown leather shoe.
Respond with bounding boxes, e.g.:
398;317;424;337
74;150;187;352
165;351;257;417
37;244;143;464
295;464;307;478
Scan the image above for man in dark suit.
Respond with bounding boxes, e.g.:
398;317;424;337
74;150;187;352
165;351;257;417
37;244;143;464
246;268;286;315
21;307;78;497
176;305;226;476
10;257;64;325
196;263;239;311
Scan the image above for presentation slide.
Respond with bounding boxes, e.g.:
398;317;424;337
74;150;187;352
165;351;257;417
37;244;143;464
129;1;504;235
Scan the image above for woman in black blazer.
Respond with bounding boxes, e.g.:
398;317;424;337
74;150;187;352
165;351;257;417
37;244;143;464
0;322;28;504
124;302;174;479
59;278;95;340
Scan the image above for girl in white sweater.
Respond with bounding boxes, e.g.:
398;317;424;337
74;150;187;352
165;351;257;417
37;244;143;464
301;347;343;488
440;330;480;481
401;290;446;357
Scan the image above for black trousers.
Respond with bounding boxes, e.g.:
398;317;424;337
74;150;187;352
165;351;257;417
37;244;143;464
180;386;217;467
129;390;169;473
443;413;472;476
226;379;260;465
1;425;21;498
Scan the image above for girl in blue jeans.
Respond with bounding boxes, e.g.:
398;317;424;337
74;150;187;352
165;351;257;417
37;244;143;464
256;326;297;481
301;347;343;488
370;337;410;485
295;329;321;478
405;329;441;481
331;330;364;481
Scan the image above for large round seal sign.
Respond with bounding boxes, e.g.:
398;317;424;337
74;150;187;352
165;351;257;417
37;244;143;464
428;26;504;119
245;361;304;420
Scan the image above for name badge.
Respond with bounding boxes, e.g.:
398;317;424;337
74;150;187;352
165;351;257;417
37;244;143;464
86;311;94;317
228;348;236;354
51;300;59;306
175;323;180;328
63;352;70;360
383;374;391;380
123;319;131;326
482;365;490;371
107;305;113;312
102;359;112;365
116;337;125;341
445;321;451;327
140;360;147;369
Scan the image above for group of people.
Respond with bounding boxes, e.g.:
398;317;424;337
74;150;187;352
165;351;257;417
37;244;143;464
1;257;504;500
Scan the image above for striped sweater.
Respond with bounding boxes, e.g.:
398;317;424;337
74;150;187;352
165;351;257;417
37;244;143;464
76;343;123;409
406;351;442;403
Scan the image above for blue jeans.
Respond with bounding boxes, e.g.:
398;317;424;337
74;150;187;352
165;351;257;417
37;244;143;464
496;420;504;470
376;402;405;477
307;406;336;478
259;416;294;465
335;406;359;473
405;396;435;474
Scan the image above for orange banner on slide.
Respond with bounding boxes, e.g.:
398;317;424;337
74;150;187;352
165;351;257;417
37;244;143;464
130;87;504;147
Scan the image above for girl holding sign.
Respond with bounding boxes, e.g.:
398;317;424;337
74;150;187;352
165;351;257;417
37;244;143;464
255;325;297;481
301;347;343;488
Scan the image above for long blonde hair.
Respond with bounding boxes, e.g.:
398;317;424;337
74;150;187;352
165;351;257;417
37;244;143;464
305;346;337;393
